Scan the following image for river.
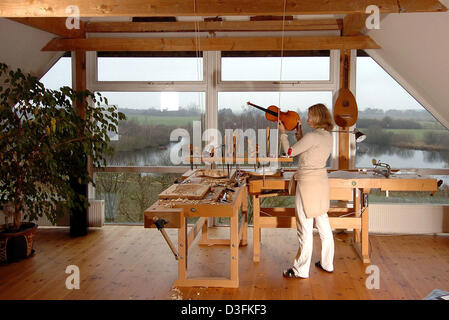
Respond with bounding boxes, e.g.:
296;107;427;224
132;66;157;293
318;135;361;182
109;141;448;171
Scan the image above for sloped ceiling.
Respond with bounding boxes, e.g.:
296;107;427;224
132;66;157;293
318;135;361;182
0;18;63;78
0;6;448;130
365;0;449;129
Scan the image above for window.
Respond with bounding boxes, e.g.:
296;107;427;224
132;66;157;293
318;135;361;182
221;51;330;81
94;91;205;224
356;54;449;203
97;91;205;166
40;55;72;90
217;91;334;168
97;53;203;82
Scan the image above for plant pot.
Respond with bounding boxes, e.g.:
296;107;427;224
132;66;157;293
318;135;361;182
0;222;38;264
70;209;88;237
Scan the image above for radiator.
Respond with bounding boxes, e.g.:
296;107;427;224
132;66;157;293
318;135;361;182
369;204;449;234
87;200;105;227
35;200;104;228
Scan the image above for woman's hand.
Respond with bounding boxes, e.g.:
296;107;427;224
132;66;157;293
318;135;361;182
295;118;303;141
278;120;286;135
296;118;301;131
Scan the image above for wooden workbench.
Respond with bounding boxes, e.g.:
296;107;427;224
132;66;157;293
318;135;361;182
144;171;248;288
247;169;438;264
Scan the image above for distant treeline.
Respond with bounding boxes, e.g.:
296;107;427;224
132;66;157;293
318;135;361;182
109;107;448;153
424;131;449;147
365;125;414;146
119;106;202;117
111;119;194;152
365;125;449;150
358;117;422;129
358;108;435;121
119;107;437;121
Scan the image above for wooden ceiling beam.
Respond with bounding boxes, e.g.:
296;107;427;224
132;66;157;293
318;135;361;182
1;0;446;17
41;36;380;52
342;14;368;36
85;19;342;33
9;17;85;38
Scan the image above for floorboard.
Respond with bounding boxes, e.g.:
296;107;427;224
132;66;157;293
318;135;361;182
0;226;448;300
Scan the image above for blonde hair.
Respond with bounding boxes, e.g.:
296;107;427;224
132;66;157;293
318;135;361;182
308;104;334;132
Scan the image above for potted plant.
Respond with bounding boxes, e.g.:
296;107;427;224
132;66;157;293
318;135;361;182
0;62;125;263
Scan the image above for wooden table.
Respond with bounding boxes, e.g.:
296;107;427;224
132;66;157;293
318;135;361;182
144;171;248;288
247;169;438;264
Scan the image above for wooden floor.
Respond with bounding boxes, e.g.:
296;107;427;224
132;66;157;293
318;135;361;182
0;225;448;300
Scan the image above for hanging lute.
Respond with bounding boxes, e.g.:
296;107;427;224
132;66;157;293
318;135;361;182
334;54;358;127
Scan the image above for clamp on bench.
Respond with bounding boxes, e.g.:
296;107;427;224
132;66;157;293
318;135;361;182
153;217;179;260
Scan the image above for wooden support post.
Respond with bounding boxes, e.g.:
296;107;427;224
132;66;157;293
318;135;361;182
353;188;361;243
241;187;248;246
74;50;95;182
187;217;206;249
361;188;370;263
176;214;188;283
353;188;370;264
253;195;261;262
230;207;239;284
201;216;208;242
338;49;351;170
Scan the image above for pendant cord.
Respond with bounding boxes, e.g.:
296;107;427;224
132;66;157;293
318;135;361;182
277;0;287;157
278;0;287;120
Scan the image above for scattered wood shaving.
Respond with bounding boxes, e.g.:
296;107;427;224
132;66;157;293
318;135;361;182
169;287;183;300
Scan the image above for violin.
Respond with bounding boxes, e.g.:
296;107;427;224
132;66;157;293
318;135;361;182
247;101;300;131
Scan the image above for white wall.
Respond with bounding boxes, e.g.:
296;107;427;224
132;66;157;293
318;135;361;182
365;2;449;129
0;18;63;78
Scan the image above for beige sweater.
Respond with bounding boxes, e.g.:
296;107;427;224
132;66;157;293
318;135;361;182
281;129;333;218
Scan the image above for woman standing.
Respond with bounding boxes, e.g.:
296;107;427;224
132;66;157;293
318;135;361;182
278;103;335;279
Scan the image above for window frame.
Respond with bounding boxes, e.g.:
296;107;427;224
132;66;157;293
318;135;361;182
85;49;341;170
88;52;208;92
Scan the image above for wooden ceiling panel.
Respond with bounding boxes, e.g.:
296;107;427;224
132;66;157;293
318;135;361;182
85;19;342;33
41;36;380;52
0;0;446;17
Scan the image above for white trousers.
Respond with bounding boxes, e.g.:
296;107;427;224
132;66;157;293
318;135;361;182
292;188;335;278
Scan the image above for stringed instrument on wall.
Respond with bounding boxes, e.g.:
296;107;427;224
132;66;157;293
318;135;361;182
334;54;358;127
247;101;300;131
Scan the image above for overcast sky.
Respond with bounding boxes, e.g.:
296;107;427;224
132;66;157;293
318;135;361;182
40;56;423;113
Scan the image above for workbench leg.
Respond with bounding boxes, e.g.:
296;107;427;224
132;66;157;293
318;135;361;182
361;205;370;263
230;209;239;285
253;195;261;262
177;215;188;283
241;187;248;246
201;216;209;243
353;229;361;243
353;189;361;244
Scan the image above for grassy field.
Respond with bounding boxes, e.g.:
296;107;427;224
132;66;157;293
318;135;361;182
417;120;447;130
359;128;449;141
127;115;200;127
